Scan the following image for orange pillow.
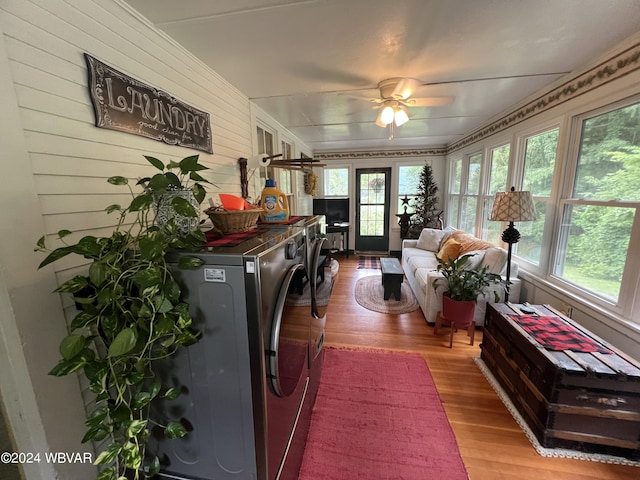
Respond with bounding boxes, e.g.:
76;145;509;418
437;238;461;261
450;231;494;254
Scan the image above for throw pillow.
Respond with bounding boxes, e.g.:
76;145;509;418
416;228;446;251
450;231;494;255
437;238;462;261
438;226;459;249
481;247;508;274
460;250;485;270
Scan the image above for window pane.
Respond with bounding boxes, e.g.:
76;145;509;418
460;196;477;233
483;197;502;244
555;204;633;301
451;158;462;194
324;168;348;196
523;129;558;196
397;165;421;214
574;103;640;201
515;200;546;265
467;154;482;194
489;144;510;194
359;205;385;236
448;194;460;227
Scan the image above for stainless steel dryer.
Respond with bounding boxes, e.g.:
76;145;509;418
149;228;313;480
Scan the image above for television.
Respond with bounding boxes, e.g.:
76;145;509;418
313;198;350;225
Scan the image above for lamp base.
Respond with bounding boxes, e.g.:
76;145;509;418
501;222;521;244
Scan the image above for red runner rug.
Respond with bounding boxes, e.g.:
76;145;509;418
299;348;468;479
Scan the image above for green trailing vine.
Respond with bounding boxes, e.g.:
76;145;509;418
35;155;211;480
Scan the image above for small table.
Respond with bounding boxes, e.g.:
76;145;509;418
326;223;350;258
380;257;403;300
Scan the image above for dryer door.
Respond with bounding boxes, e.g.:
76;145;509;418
268;263;309;397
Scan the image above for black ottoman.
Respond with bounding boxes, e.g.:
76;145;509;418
380;257;403;301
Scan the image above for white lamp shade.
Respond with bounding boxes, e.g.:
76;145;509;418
490;189;537;222
394;107;409;126
375;109;387;127
380;105;395;125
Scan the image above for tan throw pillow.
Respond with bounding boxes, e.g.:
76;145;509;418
437;238;462;261
461;250;485;270
481;247;508;274
416;228;446;251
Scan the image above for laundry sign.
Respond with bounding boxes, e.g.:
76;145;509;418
85;53;213;153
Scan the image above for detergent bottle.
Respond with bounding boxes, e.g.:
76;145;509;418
260;179;290;223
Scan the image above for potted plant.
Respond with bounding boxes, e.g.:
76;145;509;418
432;254;507;342
35;155;211;480
137;154;213;235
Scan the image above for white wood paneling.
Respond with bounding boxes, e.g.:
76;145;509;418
0;1;307;478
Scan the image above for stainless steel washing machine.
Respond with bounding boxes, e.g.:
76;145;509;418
149;227;314;479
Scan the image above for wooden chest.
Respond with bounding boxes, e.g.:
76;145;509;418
481;303;640;459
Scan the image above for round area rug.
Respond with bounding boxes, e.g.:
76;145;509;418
354;274;419;314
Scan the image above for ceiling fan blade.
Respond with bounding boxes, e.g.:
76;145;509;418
391;78;421;100
405;96;455;107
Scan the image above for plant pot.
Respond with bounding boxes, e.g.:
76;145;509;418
154;190;200;235
442;293;476;329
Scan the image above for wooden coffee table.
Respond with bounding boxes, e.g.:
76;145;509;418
380;257;403;300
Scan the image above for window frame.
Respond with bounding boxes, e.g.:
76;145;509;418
481;140;512;243
510;121;563;275
323;166;350;198
549;97;640;319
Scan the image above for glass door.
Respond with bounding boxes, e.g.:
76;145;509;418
355;168;391;252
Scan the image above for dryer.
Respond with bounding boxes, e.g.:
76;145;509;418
149;228;313;479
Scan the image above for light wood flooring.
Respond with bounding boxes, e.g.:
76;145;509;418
322;256;638;480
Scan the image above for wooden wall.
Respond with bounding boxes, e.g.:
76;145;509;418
0;1;309;478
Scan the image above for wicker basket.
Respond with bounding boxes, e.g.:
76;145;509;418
205;207;263;234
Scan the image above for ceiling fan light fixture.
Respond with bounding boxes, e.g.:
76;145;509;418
380;104;395;125
394;106;409;126
375;108;387;127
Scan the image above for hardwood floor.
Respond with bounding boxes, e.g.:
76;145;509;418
322;256;638;480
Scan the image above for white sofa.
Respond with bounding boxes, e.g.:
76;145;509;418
401;227;521;327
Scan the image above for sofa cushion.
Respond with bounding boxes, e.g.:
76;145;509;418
415;267;433;287
407;255;439;271
416;228;446;251
437;238;462;261
481;247;508;274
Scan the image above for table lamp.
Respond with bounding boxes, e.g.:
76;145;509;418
489;187;537;301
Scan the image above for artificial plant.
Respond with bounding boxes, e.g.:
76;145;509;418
35;155;211;480
407;163;442;238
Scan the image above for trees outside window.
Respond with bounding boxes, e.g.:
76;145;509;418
555;102;640;302
324;167;349;197
482;144;510;244
516;128;559;266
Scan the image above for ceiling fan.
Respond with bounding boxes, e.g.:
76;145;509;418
369;77;454;128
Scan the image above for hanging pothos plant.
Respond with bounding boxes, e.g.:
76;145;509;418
35;155;211;480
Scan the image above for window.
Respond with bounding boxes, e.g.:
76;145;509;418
460;153;482;233
554;102;640;304
279;139;293;195
397;165;422;214
324;167;349;197
256;125;274;157
483;144;510;244
448;153;482;233
516;128;559;266
256;124;274;185
447;157;462;227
